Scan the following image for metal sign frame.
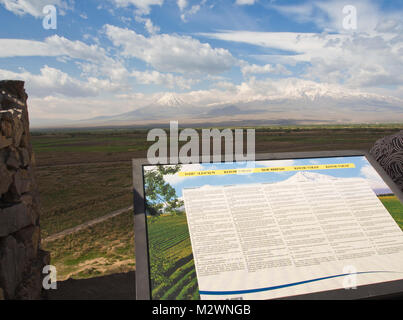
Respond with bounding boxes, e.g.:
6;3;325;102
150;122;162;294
133;150;403;300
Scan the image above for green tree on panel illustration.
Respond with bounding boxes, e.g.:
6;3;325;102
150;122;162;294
144;165;184;216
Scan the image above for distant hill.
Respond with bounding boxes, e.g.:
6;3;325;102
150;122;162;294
83;88;403;125
30;87;403;128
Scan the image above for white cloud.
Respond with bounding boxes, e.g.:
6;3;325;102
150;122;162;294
240;62;291;76
177;0;187;11
0;39;51;57
78;59;129;83
130;70;197;90
0;66;122;98
45;35;114;63
200;28;403;89
270;0;382;33
134;16;160;34
0;0;72;17
214;81;237;91
200;31;341;59
105;24;235;75
180;3;201;22
0;35;130;85
110;0;163;15
0;36;111;63
200;0;403;90
235;0;255;5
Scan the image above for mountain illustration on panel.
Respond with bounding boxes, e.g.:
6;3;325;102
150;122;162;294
281;171;391;195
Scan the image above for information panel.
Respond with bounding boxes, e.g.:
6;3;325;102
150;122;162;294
143;156;403;300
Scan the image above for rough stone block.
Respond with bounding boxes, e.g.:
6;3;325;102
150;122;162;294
0;110;24;146
0;149;6;162
18;148;30;168
19;132;29;149
0;203;32;237
15;266;42;300
11;169;31;196
0;80;27;101
15;226;40;260
0;134;12;149
0;235;26;299
20;193;33;207
0;114;13;138
6;148;21;170
15;249;46;300
12;117;24;147
14;249;50;300
0;162;12;196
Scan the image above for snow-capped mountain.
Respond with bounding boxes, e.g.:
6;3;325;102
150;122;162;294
74;84;403;127
155;93;186;108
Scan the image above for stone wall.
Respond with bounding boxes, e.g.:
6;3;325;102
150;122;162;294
0;80;49;300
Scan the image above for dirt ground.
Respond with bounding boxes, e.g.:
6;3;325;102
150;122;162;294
47;272;136;300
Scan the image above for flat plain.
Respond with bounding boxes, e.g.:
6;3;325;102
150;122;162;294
32;124;403;281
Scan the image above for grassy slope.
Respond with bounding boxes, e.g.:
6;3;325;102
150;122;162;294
380;196;403;230
43;210;135;281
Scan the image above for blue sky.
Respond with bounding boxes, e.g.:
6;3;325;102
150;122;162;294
0;0;403;124
145;156;392;198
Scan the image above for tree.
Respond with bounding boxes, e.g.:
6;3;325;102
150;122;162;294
144;165;184;216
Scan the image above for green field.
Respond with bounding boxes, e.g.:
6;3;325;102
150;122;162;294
147;215;199;300
380;196;403;230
